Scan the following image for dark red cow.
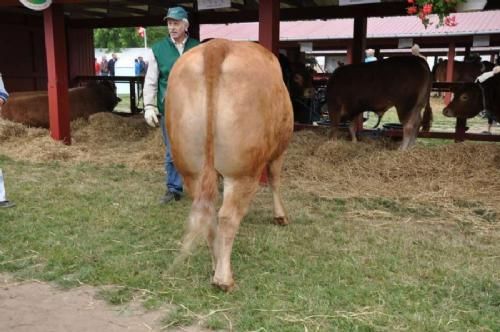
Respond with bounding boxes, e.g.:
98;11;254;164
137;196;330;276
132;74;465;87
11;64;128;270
443;70;500;120
327;56;432;150
433;60;492;83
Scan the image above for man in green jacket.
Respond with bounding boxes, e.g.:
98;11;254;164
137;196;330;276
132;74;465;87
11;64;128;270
143;6;200;204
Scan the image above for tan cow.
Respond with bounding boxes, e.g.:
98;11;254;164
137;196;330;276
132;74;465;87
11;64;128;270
166;39;294;291
0;81;120;128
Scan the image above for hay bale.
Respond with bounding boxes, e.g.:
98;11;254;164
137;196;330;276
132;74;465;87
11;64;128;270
0;118;27;140
283;132;500;211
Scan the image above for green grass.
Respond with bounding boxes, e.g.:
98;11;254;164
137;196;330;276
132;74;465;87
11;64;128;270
0;155;498;331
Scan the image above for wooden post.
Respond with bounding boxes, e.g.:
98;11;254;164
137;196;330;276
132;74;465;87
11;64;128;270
464;45;471;59
352;16;367;65
353;16;367;133
259;0;280;56
189;4;200;41
346;44;353;64
44;4;71;144
444;42;455;105
258;0;280;185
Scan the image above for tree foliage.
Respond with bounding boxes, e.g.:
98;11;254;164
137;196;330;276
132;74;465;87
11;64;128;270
93;26;168;51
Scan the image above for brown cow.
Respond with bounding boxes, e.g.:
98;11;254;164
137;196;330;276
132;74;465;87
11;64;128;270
166;39;293;291
327;56;433;150
443;69;500;120
0;81;120;128
432;60;490;83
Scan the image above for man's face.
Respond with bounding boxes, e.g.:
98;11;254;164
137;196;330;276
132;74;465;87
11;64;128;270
167;18;186;41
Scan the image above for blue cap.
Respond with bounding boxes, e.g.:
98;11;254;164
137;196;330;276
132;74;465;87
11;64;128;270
164;6;188;21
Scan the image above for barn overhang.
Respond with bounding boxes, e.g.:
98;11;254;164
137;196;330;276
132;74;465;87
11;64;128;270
2;0;500;144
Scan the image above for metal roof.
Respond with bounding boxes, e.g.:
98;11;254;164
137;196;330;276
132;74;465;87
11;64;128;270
200;10;500;41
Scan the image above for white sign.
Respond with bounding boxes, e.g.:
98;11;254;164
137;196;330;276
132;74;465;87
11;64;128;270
300;42;313;53
339;0;381;5
19;0;52;11
197;0;231;10
398;38;414;49
473;35;490;47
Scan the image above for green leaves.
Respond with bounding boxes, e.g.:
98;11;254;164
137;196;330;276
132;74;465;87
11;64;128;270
93;27;169;52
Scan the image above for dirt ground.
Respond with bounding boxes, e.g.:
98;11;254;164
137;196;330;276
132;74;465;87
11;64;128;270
0;274;210;332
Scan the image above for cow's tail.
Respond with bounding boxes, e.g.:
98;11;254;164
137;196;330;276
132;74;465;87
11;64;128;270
421;89;433;132
180;41;228;257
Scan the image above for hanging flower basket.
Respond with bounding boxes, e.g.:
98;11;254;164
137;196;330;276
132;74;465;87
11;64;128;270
406;0;467;28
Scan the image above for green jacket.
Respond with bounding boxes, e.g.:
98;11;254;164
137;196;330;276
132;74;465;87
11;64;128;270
152;36;200;114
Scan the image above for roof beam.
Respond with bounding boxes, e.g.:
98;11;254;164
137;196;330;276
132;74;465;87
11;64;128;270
69;2;408;27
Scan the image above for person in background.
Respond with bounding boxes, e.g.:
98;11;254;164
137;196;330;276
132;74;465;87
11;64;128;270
0;72;7;110
143;6;200;204
134;58;143;104
108;53;118;76
134;58;141;76
0;74;14;208
411;44;426;60
138;56;147;76
100;55;109;76
94;58;101;75
364;48;377;63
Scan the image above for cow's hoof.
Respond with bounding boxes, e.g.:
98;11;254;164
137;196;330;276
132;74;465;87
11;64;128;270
273;216;289;226
212;277;235;292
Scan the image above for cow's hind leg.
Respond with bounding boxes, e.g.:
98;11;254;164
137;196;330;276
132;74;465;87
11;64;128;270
212;176;260;291
180;174;218;272
268;153;289;226
348;116;359;143
328;104;342;140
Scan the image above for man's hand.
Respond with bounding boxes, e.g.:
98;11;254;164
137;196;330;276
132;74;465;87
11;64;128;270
144;105;160;127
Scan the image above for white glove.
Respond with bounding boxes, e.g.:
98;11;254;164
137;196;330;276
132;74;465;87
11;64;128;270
144;105;160;127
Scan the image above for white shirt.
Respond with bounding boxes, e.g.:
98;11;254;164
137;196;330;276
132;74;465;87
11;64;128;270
143;36;188;110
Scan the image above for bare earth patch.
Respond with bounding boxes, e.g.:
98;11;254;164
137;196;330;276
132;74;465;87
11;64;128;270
0;274;208;332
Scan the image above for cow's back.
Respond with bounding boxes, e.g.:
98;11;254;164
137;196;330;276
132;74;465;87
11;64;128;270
433;60;483;82
327;56;431;113
0;83;118;128
167;39;293;181
1;92;49;127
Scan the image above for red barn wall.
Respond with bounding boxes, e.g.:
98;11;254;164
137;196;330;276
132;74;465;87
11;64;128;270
0;13;93;92
68;28;94;83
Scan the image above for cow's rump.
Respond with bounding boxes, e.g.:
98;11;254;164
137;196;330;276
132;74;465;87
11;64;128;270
167;40;293;181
